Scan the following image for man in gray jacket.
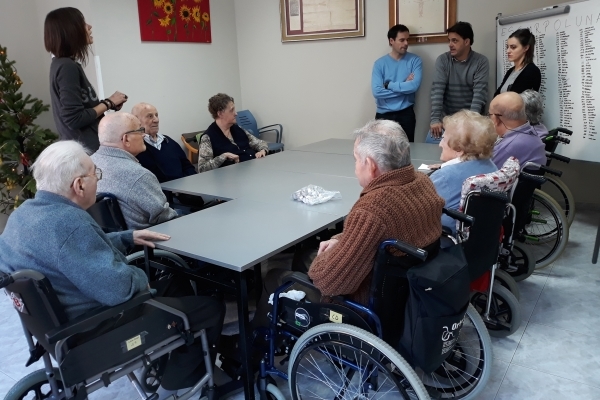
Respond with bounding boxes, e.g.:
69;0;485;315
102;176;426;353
430;21;489;139
92;112;178;229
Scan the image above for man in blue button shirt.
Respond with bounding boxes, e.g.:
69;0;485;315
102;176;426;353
371;24;423;142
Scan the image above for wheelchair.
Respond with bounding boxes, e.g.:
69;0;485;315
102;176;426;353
244;234;493;399
0;270;216;400
542;127;575;227
509;162;569;270
448;158;523;338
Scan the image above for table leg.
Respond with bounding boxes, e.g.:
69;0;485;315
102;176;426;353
236;271;255;400
254;263;263;305
593;220;600;264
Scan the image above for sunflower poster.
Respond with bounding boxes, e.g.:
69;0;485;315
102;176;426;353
137;0;211;43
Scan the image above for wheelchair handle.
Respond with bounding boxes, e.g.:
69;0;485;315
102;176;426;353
548;127;573;136
519;171;547;185
556;136;571;144
442;208;475;227
480;188;510;203
546;152;570;164
0;272;14;289
539;165;563;177
379;239;428;261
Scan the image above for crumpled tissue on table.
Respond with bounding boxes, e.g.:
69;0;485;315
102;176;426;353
291;185;342;205
268;289;306;305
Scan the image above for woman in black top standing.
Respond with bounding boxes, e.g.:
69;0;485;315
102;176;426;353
44;7;127;152
494;28;541;97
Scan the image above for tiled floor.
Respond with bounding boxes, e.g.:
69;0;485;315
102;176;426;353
0;210;598;399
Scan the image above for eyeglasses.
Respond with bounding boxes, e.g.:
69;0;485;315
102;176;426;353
122;127;145;136
81;167;102;181
487;113;503;118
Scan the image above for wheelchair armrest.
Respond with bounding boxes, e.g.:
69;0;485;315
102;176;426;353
46;291;153;345
379;239;427;261
284;272;322;297
442;208;474;227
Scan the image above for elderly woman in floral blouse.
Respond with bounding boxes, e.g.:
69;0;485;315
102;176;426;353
197;93;269;173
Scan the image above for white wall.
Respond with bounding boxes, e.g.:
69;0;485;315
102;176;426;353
90;0;241;137
234;0;559;147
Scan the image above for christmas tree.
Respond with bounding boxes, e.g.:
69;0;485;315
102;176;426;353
0;44;57;214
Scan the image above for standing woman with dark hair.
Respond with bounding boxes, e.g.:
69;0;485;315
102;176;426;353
44;7;127;152
494;28;541;96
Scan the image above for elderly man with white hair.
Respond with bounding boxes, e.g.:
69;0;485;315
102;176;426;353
490;91;546;168
254;120;444;327
91;112;178;229
0;140;225;394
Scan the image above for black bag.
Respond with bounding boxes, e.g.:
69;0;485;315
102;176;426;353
398;244;471;373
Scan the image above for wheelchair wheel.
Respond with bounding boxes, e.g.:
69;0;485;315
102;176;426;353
470;283;521;338
543;176;575;227
520;190;569;269
127;249;190;280
5;368;67;400
498;244;535;282
288;323;429;399
494;269;520;300
139;354;168;393
419;304;492;399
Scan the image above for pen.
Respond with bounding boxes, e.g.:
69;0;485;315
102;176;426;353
542;6;558;10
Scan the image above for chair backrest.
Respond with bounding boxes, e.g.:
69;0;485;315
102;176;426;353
4;270;68;356
236;110;260;138
511;170;547;234
87;193;128;233
181;131;203;165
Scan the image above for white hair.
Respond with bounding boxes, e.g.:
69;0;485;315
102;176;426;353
354;119;411;172
32;141;90;195
520;89;544;124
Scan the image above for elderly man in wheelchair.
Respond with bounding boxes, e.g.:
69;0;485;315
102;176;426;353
0;141;225;400
228;120;493;399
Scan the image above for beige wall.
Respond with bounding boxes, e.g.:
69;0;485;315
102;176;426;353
90;0;242;137
234;0;559;148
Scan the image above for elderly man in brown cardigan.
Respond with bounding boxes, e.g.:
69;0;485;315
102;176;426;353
254;119;444;327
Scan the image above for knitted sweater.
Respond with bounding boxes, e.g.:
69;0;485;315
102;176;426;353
91;146;178;229
308;166;444;304
0;191;148;320
49;57;102;152
430;50;489;124
136;135;196;183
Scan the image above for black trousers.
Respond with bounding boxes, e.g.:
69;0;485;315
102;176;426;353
376;106;416;142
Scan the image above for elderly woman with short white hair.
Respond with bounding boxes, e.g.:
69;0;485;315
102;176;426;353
520;89;548;139
429;110;498;232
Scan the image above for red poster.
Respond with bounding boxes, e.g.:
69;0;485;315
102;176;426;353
137;0;211;43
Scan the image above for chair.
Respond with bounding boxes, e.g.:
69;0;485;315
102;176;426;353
236;110;284;153
180;130;204;165
86;193;128;233
0;269;215;400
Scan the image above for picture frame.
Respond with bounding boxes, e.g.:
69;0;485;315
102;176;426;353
280;0;365;42
389;0;457;44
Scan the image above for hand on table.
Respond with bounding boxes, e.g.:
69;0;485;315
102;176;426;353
317;239;339;256
430;123;443;138
133;230;171;248
428;163;441;170
256;150;267;158
223;152;240;163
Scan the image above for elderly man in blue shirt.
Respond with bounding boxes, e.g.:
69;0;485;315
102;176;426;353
0;141;225;395
371;24;423;142
491;91;546;169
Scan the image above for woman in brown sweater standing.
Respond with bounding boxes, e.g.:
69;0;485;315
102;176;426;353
255;119;444;324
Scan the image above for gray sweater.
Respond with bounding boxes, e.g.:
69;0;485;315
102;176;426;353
430;50;489;124
92;146;178;229
50;57;102;152
0;191;148;320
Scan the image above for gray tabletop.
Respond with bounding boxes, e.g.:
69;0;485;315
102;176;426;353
149;198;346;271
290;138;442;162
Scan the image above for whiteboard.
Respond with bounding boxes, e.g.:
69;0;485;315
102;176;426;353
496;0;599;162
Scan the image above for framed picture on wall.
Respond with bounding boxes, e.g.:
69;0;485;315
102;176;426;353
280;0;365;42
389;0;457;44
137;0;212;43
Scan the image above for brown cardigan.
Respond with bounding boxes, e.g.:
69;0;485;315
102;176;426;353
308;165;444;305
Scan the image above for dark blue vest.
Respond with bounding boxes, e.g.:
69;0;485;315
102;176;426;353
205;122;256;167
